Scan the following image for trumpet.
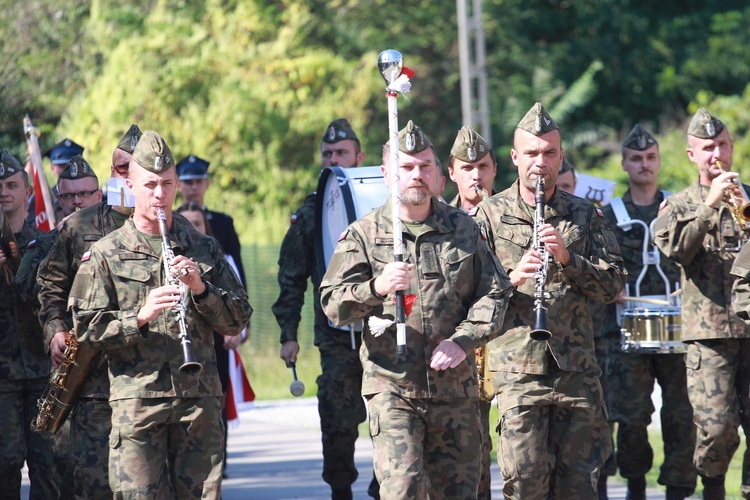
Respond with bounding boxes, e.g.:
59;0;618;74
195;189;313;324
719;160;750;227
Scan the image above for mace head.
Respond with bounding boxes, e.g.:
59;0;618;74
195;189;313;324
378;49;403;86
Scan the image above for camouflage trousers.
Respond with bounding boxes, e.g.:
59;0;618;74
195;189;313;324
367;392;481;499
595;331;618;477
608;348;696;489
70;398;112;499
317;343;367;489
478;399;493;500
0;377;58;500
686;339;750;496
109;396;224;499
494;364;610;500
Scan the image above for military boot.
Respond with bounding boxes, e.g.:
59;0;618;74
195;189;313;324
597;475;608;500
625;476;647;500
666;485;693;500
701;475;725;500
331;487;353;500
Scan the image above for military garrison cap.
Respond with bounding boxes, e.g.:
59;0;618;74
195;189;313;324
450;126;491;163
398;120;433;153
322;118;359;144
59;155;98;181
176;155;209;181
623;123;658;150
116;124;143;153
688;108;726;139
131;131;174;173
44;138;84;165
0;150;24;180
517;102;559;136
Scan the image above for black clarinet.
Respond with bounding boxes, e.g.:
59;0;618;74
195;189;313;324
157;208;202;374
530;175;552;341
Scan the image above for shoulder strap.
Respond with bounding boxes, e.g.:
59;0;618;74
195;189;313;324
609;197;632;231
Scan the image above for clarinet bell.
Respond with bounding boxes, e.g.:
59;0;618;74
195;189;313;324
530;308;551;341
179;339;202;375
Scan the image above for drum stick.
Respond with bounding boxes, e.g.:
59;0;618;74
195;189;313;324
622;296;671;306
289;362;305;397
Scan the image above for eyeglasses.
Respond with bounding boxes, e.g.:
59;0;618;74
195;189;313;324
58;190;99;200
112;164;129;175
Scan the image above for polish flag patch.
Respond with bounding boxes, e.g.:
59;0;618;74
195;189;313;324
290;213;298;224
596;208;604;218
26;239;37;249
338;229;349;242
81;250;92;263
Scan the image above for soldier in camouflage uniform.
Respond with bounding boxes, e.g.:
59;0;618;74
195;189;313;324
601;124;695;500
654;108;750;500
321;120;513;499
446;126;497;500
32;127;141;500
554;159;618;499
272;118;379;499
15;154;103;306
15;154;103;497
0;151;58;499
26;138;85;226
447;126;496;212
471;103;626;499
69;131;252;499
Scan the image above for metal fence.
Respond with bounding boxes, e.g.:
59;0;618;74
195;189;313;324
240;243;314;352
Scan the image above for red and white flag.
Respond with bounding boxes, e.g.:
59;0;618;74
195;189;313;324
226;345;254;428
24;116;56;232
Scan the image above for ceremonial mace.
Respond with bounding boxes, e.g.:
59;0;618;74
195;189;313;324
374;49;413;355
289;362;305;397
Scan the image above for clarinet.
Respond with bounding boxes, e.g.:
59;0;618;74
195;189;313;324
530;175;552;341
157;208;202;374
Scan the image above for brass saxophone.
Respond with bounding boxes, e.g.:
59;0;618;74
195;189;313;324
473;185;495;402
31;331;98;438
156;208;202;375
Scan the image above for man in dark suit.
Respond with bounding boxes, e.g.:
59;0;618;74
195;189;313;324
176;154;246;287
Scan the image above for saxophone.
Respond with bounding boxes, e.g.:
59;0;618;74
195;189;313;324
473;185;495;402
31;331;98;438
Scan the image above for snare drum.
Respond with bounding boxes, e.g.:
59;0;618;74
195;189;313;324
621;306;684;354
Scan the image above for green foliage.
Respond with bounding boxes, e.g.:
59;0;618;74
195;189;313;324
3;1;750;242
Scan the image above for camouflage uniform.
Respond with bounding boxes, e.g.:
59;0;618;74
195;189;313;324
271;192;368;492
472;180;626;499
320;197;513;499
33;202;133;499
0;221;58;499
654;180;750;494
70;217;252;499
448;188;497;500
601;190;696;491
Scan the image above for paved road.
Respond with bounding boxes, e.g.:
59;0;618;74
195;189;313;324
23;396;671;499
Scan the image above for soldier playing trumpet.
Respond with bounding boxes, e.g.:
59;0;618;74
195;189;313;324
447;125;497;499
654;108;750;499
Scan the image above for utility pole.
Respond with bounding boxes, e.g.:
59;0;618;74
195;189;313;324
456;0;491;145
